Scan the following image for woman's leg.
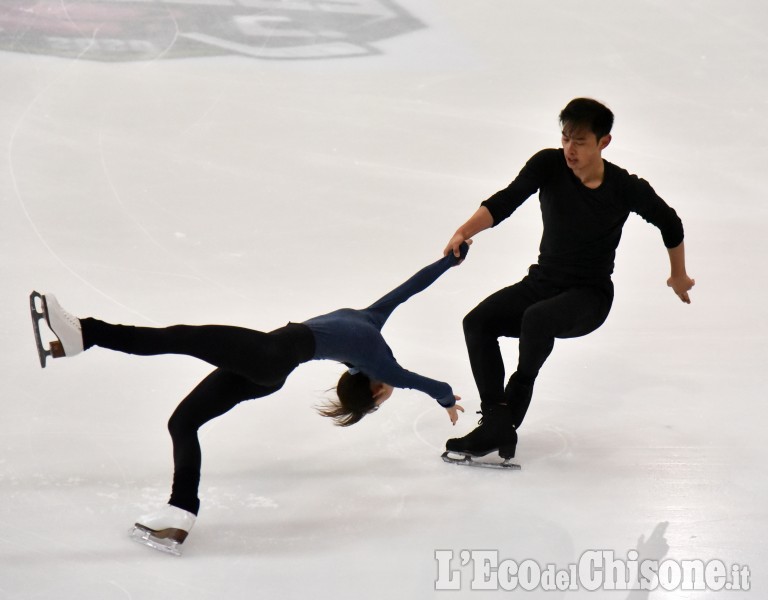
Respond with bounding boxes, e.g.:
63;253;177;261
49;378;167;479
166;368;283;515
81;319;314;385
79;319;314;514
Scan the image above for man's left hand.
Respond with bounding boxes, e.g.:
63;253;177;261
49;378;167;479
667;275;695;304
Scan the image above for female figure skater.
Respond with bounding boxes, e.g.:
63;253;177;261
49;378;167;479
31;243;468;555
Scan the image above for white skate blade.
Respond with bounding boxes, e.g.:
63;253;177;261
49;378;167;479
129;525;185;556
441;451;521;470
29;291;62;368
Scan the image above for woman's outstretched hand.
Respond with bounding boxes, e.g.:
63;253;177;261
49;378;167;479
446;397;464;425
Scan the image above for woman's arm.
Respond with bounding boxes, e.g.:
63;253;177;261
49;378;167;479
366;357;464;423
364;243;469;327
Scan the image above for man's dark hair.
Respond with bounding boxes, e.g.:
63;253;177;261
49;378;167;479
559;98;614;141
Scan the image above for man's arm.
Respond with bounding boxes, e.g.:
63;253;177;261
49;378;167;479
443;206;495;258
666;241;695;304
444;151;549;258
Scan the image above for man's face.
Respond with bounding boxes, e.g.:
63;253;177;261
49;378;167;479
561;125;609;172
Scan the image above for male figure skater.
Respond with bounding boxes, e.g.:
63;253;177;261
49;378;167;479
442;98;695;463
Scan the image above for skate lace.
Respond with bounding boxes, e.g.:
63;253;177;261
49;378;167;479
62;310;81;330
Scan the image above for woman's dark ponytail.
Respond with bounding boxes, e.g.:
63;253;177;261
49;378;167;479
317;370;376;426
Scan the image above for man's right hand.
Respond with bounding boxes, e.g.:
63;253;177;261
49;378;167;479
444;234;470;258
443;206;494;259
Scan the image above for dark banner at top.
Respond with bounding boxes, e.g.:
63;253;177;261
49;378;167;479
0;0;425;61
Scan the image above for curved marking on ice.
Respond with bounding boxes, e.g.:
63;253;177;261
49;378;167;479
7;25;157;323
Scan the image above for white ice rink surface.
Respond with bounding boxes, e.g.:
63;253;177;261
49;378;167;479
2;1;767;598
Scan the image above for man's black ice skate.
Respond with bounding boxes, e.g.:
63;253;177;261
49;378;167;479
442;403;520;470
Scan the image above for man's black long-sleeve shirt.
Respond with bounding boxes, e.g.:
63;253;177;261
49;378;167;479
482;148;684;284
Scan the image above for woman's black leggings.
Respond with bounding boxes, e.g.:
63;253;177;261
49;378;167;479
462;266;613;426
81;318;315;515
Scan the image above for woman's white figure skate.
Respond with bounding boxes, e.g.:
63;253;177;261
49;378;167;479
29;291;83;368
130;505;196;556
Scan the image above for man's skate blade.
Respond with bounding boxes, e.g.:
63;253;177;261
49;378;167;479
129;526;184;556
441;451;521;470
29;291;52;368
